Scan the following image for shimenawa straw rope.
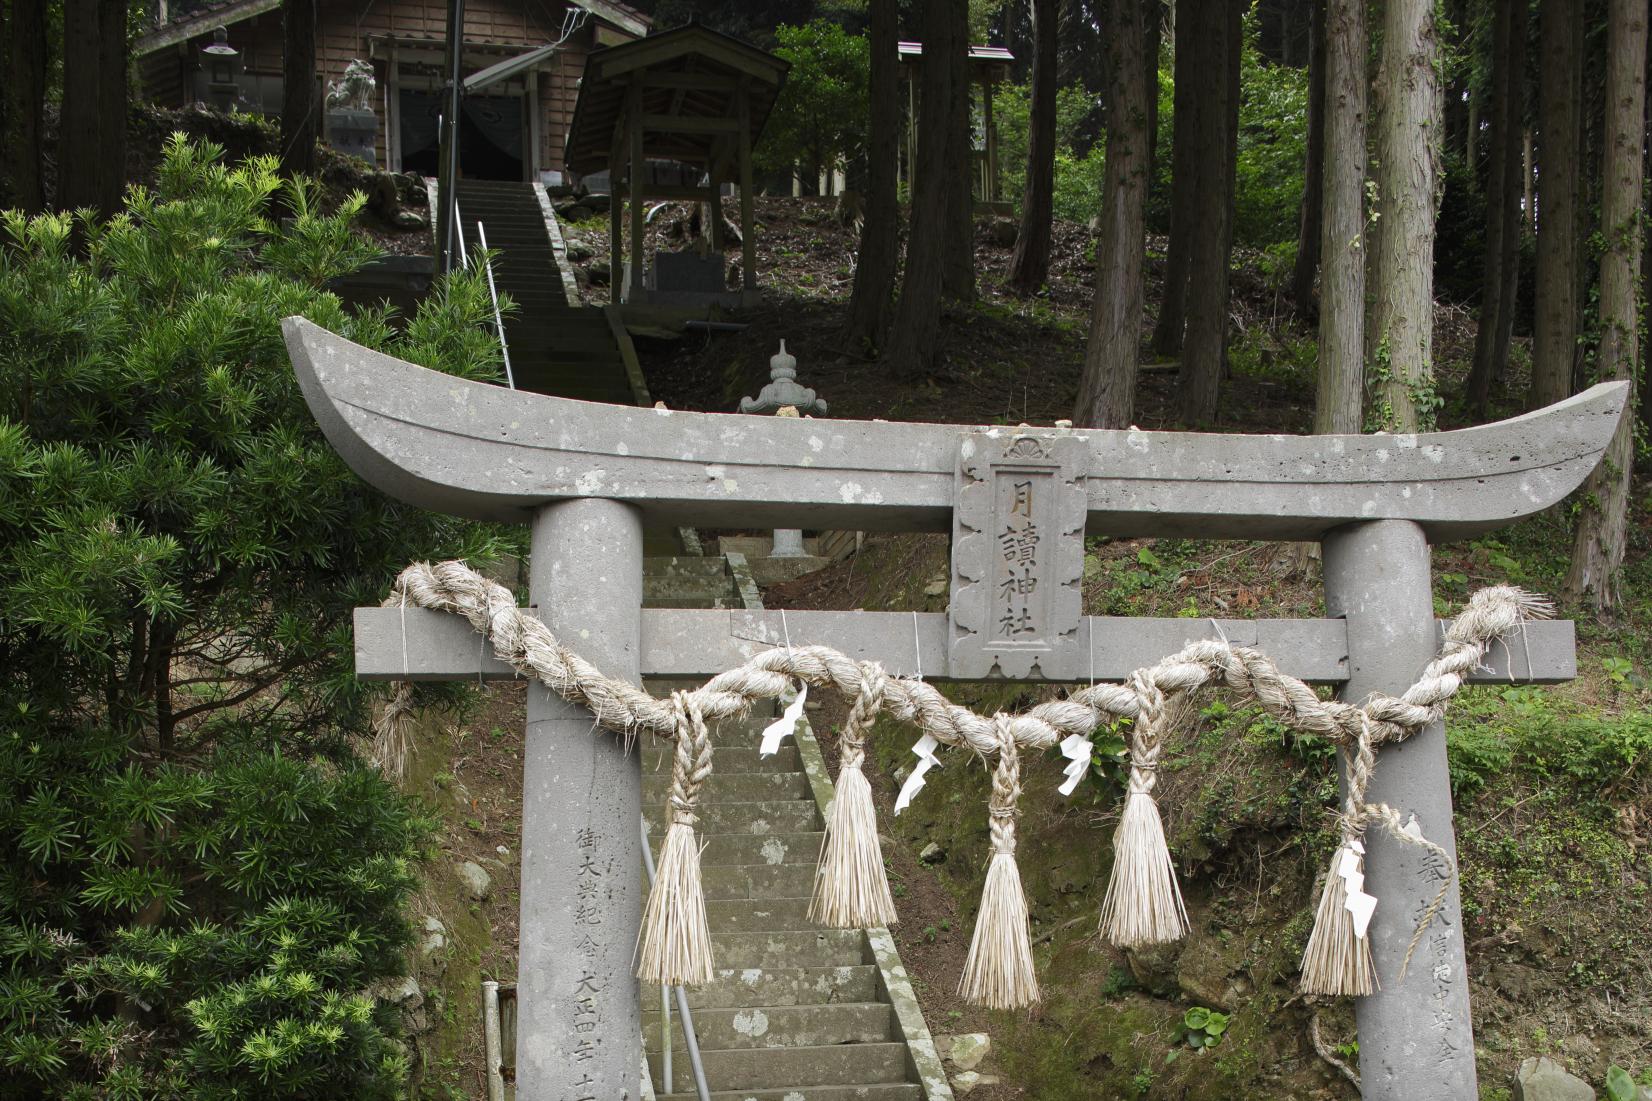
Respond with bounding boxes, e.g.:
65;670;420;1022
376;560;1546;998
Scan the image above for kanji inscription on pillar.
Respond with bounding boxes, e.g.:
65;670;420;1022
950;431;1088;679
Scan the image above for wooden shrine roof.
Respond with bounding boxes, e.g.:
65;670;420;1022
563;23;789;175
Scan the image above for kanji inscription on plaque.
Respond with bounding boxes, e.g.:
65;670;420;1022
950;431;1088;679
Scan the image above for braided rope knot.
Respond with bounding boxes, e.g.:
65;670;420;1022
987;718;1021;856
667;690;712;828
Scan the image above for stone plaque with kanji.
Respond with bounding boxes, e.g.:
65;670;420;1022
950;431;1088;679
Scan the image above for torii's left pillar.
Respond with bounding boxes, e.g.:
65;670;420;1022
518;498;644;1100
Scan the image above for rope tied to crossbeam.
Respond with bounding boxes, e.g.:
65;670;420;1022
374;560;1550;1004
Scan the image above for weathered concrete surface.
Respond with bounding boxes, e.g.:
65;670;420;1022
355;605;1578;685
284;317;1626;540
1325;520;1474;1101
516;498;643;1101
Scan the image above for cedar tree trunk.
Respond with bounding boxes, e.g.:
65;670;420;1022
1366;0;1443;431
98;0;129;219
1177;0;1238;424
2;0;48;213
847;0;901;348
281;0;319;180
1289;0;1325;317
1149;2;1200;356
1530;0;1583;409
1007;0;1058;294
1073;0;1156;428
58;0;103;214
1467;0;1528;416
1315;0;1367;434
942;18;975;302
885;0;964;379
1565;0;1645;608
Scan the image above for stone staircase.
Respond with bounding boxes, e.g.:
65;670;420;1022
640;715;941;1100
449;179;637;405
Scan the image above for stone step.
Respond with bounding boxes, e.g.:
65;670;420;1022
693;862;820;901
699;831;825;866
642;745;801;773
642;964;880;1010
649;1042;911;1094
646;556;734;581
644;1002;895;1053
709;929;869;969
695;897;814;932
643;770;812;804
659;1088;921;1101
644;799;821;834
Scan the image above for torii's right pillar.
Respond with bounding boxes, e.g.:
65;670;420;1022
1324;519;1475;1100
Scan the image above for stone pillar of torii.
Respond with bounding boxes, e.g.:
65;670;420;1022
285;317;1626;1101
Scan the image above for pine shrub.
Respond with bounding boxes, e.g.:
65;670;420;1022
0;135;506;1097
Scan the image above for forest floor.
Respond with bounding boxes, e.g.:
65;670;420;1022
561;195;1652;1100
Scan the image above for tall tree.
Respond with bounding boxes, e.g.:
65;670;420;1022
1530;0;1583;409
885;0;965;378
1366;0;1443;431
1643;35;1652;439
1315;0;1368;434
942;30;975;302
1177;0;1239;424
1289;0;1326;318
1007;0;1058;294
1466;0;1529;416
57;0;103;214
1565;0;1645;608
99;0;131;218
1073;0;1157;428
847;0;901;348
281;0;320;180
1149;3;1199;356
1;0;48;213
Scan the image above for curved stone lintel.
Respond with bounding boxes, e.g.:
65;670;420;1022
284;316;1628;541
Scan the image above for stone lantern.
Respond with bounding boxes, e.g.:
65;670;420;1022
740;342;828;558
200;28;241;112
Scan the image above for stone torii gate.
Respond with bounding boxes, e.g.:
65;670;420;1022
283;317;1626;1101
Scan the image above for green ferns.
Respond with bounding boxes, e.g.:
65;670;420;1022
0;136;504;1096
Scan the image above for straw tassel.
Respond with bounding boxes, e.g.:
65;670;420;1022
958;719;1040;1010
636;691;715;986
1099;672;1189;948
1299;839;1376;997
810;665;898;928
1299;725;1379;997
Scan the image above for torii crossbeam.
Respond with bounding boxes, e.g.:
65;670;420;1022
284;317;1627;1101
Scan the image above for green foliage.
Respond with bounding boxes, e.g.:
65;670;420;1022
1231;30;1310;249
1171;1006;1230;1053
758;20;870;185
0;136;505;1096
990;79;1101;218
1606;1065;1637;1101
0;727;428;1097
1150;14;1310;250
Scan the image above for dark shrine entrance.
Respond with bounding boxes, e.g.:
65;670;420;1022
399;91;524;182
